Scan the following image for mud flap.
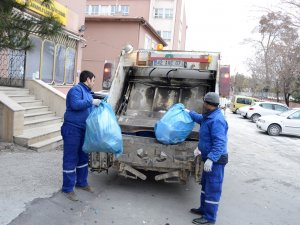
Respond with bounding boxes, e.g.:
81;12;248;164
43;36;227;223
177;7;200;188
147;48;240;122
195;155;204;183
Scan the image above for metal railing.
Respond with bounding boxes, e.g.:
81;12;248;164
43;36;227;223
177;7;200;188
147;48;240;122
0;49;26;87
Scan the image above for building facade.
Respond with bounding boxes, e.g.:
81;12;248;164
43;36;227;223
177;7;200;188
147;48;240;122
85;0;186;50
82;16;166;91
0;0;87;94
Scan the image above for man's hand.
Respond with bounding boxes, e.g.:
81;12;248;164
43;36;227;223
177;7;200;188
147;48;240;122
204;159;213;172
194;147;201;157
92;99;101;106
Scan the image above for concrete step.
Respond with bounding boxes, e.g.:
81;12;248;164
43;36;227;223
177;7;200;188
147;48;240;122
17;99;43;107
24;116;63;129
0;87;30;95
28;136;63;152
7;94;36;101
24;111;56;121
24;105;49;114
14;123;62;146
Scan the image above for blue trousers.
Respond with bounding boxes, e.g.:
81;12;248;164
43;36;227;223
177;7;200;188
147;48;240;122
198;163;225;223
61;123;89;193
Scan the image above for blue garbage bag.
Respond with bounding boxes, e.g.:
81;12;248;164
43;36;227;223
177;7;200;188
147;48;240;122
83;102;123;158
155;103;194;145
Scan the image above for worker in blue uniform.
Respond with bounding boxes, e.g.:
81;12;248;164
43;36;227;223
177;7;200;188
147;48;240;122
61;70;101;201
185;92;228;224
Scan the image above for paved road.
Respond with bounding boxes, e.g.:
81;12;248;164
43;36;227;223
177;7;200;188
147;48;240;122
2;111;300;225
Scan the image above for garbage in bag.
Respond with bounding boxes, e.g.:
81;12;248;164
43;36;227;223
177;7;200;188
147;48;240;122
155;103;194;145
83;102;123;158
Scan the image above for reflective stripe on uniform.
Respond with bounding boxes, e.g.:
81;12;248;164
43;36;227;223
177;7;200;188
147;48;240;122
77;163;88;169
63;169;76;173
201;191;205;194
205;200;219;205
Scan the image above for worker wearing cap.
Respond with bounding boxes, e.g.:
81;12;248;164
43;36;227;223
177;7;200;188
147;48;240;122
185;92;228;225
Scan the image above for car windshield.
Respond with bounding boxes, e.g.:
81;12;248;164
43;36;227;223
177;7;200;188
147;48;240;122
279;109;297;117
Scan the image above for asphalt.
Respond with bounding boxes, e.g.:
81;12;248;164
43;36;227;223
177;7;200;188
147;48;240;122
1;110;300;225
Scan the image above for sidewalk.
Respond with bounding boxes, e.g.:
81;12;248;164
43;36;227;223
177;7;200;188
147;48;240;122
0;143;62;225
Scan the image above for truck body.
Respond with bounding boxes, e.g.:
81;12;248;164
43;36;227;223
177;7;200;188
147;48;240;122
90;49;220;183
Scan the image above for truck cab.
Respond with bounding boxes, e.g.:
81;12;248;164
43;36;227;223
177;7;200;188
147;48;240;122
90;49;221;183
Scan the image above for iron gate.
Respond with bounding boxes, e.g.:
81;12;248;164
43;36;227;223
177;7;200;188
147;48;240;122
0;49;26;87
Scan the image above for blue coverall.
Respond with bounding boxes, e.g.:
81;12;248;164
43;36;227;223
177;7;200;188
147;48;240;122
61;83;93;193
189;108;228;223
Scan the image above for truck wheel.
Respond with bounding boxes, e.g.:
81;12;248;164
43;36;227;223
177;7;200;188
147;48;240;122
267;124;281;136
251;114;260;122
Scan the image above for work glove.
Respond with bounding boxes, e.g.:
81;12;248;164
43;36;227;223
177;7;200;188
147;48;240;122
92;99;101;106
194;147;201;157
204;159;213;172
184;108;190;113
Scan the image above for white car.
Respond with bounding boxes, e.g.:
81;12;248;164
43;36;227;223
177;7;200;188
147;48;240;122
246;101;289;122
238;105;251;118
256;108;300;136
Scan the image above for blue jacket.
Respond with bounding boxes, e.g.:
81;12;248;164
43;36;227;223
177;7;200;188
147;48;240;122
63;83;93;130
189;108;228;162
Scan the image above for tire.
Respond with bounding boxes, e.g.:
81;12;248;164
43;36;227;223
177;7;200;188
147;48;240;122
251;114;260;122
267;124;281;136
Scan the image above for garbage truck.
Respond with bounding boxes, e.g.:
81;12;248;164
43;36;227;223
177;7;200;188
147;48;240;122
90;48;221;183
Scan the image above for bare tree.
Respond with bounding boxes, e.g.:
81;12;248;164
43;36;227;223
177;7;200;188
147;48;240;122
281;0;300;27
257;11;295;93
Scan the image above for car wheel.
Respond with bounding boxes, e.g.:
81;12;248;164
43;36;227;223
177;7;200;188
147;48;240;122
243;114;247;118
251;114;260;122
267;124;281;136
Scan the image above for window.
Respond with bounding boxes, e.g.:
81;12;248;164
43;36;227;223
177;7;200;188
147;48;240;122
260;103;273;109
100;5;109;15
163;31;172;41
236;98;252;105
165;8;173;19
41;40;55;83
274;104;288;112
54;45;66;84
289;111;300;119
144;35;151;49
25;36;42;79
154;8;163;18
244;98;252;105
91;5;99;15
121;5;129;15
111;5;117;15
65;48;76;84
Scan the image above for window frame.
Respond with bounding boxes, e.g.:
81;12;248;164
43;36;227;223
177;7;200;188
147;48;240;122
154;8;163;18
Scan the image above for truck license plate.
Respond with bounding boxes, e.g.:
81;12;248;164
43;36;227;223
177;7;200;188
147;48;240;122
152;60;184;67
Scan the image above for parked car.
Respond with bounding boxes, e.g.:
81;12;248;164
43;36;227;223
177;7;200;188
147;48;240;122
237;105;251;118
246;101;289;122
256;108;300;136
230;95;259;113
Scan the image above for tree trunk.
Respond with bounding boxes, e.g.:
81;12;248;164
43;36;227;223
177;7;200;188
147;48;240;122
284;93;290;106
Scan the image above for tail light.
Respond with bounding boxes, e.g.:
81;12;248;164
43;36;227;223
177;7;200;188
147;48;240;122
102;62;113;89
249;107;254;110
103;62;112;81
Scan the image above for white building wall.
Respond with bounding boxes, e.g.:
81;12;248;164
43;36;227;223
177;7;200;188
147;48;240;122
149;0;177;49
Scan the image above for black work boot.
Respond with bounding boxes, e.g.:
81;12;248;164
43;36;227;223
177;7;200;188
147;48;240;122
192;217;215;224
190;208;203;216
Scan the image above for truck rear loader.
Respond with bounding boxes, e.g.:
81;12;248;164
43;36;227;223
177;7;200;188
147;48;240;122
90;48;220;184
